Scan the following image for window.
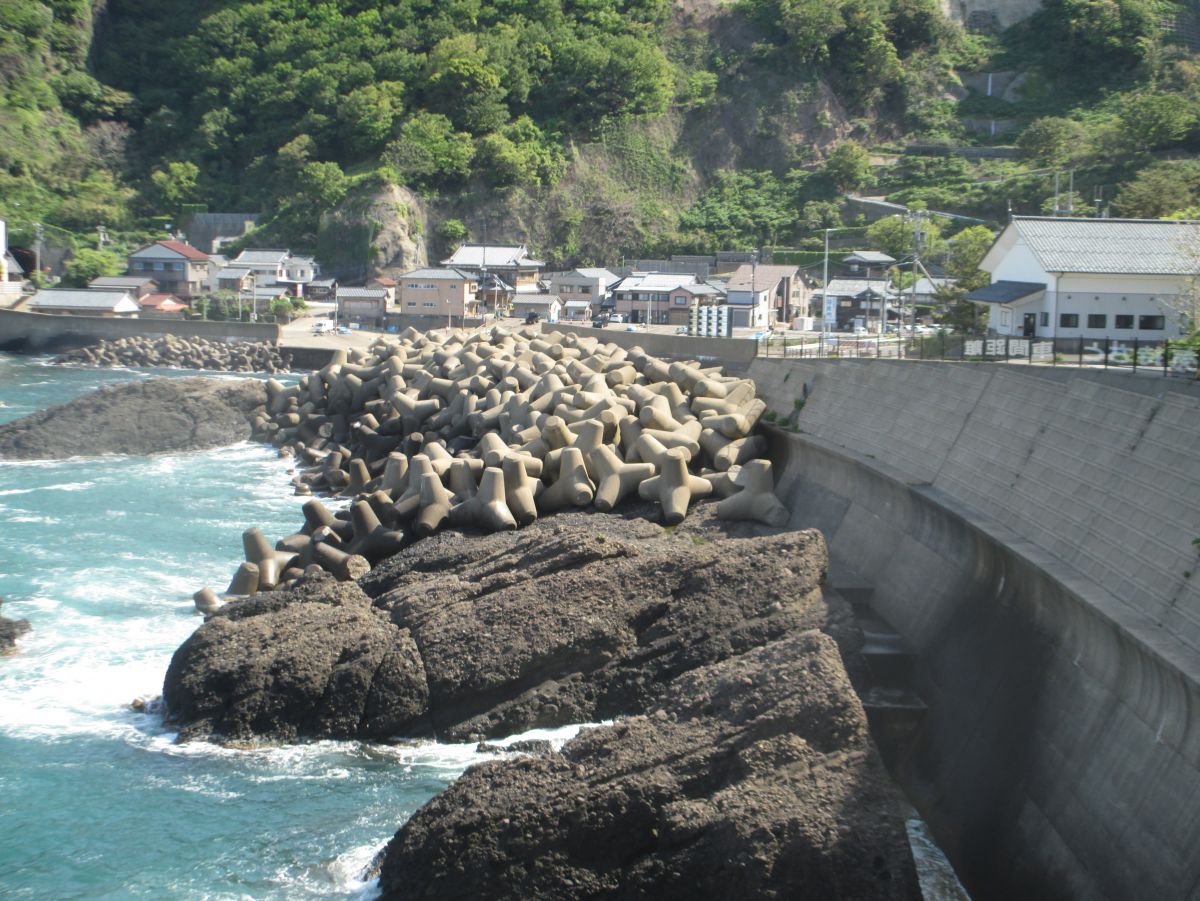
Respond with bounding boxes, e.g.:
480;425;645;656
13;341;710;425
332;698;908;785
422;301;435;308
1115;314;1133;329
1139;315;1165;330
407;301;416;307
580;286;591;294
1059;313;1079;328
999;310;1012;328
154;261;164;271
1087;314;1106;329
674;296;689;305
1039;312;1049;326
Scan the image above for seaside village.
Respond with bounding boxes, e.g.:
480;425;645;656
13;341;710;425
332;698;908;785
2;207;1198;348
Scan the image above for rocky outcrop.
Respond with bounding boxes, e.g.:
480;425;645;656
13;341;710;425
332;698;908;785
55;336;290;373
0;377;266;459
162;508;852;744
377;630;918;900
0;597;31;654
319;182;426;282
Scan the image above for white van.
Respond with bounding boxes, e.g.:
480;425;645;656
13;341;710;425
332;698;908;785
311;320;334;335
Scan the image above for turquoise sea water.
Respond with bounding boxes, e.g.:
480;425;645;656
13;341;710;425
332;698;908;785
0;354;570;900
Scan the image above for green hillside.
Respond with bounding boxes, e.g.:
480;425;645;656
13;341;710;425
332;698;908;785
2;0;1199;275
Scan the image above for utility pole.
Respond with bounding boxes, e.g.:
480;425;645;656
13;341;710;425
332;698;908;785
822;229;830;346
34;222;43;281
911;211;922;351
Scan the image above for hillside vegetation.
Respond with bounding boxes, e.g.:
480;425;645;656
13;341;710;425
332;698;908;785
2;0;1200;276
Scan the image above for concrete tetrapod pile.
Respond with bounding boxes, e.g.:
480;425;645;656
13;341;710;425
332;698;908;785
55;335;291;373
195;324;788;610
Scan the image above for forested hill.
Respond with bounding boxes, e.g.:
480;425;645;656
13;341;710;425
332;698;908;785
3;0;1200;279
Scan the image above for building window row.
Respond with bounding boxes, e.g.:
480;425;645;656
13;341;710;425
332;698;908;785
1059;313;1163;330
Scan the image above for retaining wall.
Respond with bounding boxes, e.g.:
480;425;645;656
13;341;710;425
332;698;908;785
752;358;1200;899
0;308;281;351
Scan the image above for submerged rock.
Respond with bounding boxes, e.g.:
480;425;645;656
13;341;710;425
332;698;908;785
0;377;267;459
377;631;919;900
0;596;31;654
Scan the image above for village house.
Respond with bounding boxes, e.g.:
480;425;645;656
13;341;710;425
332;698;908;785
306;278;338;302
126;240;209;297
441;243;544;296
966;216;1198;340
27;288;140;317
336;286;390;327
88;275;159;298
561;299;593;321
0;218;25;305
548;268;619;311
725;264;807;328
667;282;727;326
137;293;188;319
512;294;562;323
612;273;699;324
367;276;397;306
813;278;899;331
840;251;896;278
397;267;480;323
224;249;319;296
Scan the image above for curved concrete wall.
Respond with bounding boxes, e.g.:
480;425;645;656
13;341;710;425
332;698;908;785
753;359;1200;899
0;308;281;351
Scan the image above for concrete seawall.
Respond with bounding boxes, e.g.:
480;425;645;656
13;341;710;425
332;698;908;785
552;323;760;364
0;308;281;351
752;358;1200;899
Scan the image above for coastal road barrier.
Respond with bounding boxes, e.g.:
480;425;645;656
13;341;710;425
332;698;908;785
0;308;281;352
753;356;1200;900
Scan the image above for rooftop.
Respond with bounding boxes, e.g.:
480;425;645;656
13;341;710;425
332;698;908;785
234;249;290;266
616;273;698;291
819;278;896;298
726;264;800;292
964;280;1046;304
441;243;544;269
1007;216;1200;275
89;276;158;288
842;251;896;266
28;289;139;311
129;240;208;261
338;287;389;299
400;267;476;281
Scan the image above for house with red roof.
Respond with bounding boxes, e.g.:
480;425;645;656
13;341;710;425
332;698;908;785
137;292;189;319
126;240;209;297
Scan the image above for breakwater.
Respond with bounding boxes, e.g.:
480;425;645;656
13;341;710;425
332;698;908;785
752;357;1200;900
0;308;281;351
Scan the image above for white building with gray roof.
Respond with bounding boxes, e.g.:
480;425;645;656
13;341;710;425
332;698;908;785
968;216;1200;340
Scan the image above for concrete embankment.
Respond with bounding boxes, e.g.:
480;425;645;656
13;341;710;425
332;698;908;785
0;308;281;351
751;357;1200;900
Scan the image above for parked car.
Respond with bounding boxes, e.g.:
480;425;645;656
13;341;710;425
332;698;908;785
675;326;689;335
609;313;626;323
591;316;609;328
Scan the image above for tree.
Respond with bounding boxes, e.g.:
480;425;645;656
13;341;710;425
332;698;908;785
385;112;474;188
150;160;199;213
1118;92;1197;152
437;218;468;245
1113;160;1200;218
60;248;123;287
297;161;349;211
822;142;873;192
866;213;943;260
945;224;996;292
1018;117;1088;166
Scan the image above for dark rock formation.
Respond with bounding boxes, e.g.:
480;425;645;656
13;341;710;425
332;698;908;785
377;631;919;900
164;575;429;742
55;336;290;373
0;377;267;459
0;597;31;654
163;508;854;745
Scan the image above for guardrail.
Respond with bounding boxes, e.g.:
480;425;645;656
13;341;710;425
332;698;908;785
758;332;1200;378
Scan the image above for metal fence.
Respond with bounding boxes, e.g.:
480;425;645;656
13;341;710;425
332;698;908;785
757;333;1200;379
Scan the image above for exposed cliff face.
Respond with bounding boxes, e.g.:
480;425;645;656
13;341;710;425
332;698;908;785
317;182;428;283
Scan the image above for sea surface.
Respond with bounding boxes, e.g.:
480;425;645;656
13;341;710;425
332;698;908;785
0;354;580;900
